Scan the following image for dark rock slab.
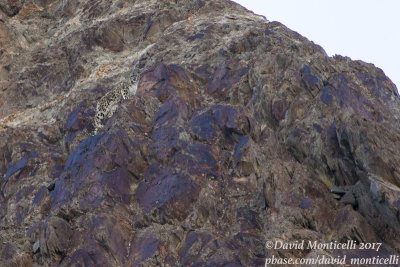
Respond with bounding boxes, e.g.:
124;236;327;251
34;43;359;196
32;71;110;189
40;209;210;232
136;165;200;222
3;157;27;183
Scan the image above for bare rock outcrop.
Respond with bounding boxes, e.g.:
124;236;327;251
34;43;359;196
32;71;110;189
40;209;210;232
0;0;399;266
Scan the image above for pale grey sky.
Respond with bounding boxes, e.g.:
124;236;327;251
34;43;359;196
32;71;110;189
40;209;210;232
234;0;400;91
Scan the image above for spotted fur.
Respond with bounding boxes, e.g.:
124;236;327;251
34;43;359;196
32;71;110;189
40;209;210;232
93;79;137;134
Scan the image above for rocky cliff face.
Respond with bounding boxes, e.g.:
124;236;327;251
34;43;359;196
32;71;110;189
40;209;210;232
1;0;400;266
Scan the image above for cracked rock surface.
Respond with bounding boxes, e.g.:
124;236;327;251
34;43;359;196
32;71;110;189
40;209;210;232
0;0;400;266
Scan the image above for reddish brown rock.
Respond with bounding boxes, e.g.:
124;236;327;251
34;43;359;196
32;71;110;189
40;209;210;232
0;0;399;265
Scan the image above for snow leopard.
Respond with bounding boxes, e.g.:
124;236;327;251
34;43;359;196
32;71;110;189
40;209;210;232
93;78;138;134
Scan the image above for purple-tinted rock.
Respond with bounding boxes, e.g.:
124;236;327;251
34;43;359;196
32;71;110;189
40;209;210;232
136;165;200;222
40;217;72;263
313;123;323;133
32;186;49;206
1;0;400;265
68;249;96;266
340;191;357;207
208;60;248;95
15;185;34;202
129;232;160;265
236;207;262;231
153;97;190;127
301;65;322;91
100;168;132;204
187;33;205;42
191;104;248;142
212;105;241;132
299;197;313;209
149;125;186;162
3;157;27;183
320;86;333;105
64;135;100;170
234;135;250;165
187;143;218;173
179;232;213;266
191;109;218;141
394;200;400;211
